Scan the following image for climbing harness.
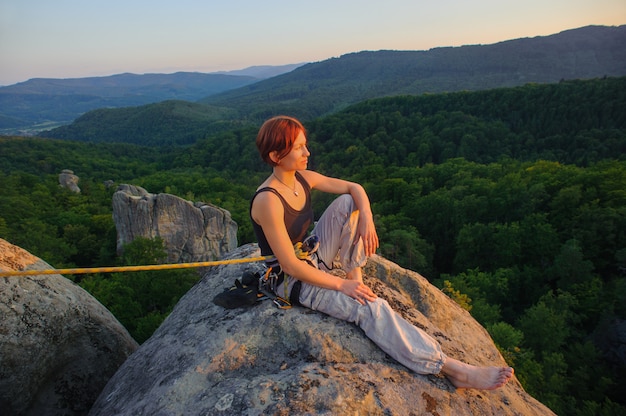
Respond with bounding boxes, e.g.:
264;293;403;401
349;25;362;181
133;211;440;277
258;266;293;309
256;235;319;309
213;235;320;310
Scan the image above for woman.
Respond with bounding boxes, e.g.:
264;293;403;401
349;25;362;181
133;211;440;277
250;115;513;390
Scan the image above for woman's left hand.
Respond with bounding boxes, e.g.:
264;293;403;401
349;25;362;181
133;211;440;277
340;279;377;305
358;213;379;256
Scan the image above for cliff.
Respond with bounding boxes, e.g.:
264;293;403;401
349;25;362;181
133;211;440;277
0;238;138;416
89;244;556;415
112;184;238;263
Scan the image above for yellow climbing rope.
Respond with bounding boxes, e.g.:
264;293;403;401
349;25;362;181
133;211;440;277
0;243;308;277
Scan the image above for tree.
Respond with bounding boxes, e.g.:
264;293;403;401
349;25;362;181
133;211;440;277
517;291;576;354
80;237;199;343
551;239;594;291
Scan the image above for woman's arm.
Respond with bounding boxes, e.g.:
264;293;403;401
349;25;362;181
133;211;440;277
251;190;376;304
299;170;379;256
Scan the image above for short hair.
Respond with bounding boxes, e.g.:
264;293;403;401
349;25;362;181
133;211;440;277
256;116;306;166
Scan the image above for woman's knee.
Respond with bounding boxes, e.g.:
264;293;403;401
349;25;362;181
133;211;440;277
334;194;357;213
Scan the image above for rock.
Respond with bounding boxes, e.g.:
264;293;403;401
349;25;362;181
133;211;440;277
89;244;555;416
58;169;81;193
112;184;238;263
0;238;138;416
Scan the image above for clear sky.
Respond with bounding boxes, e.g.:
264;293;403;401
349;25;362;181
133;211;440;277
1;0;624;86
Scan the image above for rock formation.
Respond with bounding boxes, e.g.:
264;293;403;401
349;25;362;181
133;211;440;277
112;184;238;263
89;244;556;415
58;169;80;193
0;238;138;416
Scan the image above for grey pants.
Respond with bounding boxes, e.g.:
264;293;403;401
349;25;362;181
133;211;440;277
280;194;446;375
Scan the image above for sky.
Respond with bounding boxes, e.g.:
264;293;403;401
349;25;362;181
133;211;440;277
1;0;624;86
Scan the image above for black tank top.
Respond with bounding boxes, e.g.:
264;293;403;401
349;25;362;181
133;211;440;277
250;171;314;258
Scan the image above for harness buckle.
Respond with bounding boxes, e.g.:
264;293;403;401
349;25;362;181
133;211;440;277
272;296;292;309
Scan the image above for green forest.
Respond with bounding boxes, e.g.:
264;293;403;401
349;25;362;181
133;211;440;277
1;77;625;415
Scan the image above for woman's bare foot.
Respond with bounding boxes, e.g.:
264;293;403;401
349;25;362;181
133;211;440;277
441;358;514;390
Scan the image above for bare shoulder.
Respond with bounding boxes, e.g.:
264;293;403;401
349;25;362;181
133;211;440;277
251;190;284;223
298;170;326;187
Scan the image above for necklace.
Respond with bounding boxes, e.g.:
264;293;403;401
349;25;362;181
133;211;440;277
273;173;299;196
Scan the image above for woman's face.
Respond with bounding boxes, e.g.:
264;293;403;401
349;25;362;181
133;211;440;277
279;130;310;170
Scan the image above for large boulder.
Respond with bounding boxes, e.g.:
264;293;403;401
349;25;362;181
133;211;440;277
89;244;555;415
58;169;80;193
112;184;238;263
0;238;138;416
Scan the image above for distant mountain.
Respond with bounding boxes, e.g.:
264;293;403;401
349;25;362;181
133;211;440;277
200;25;626;121
39;100;246;146
213;63;306;78
0;66;302;135
38;25;626;144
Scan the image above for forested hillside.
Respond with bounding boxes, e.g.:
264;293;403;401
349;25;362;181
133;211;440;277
0;72;260;134
201;25;626;122
39;25;626;144
0;67;300;134
43;75;626;153
307;77;626;168
41;100;244;146
2;78;625;415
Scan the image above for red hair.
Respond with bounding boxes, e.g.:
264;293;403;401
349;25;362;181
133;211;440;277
256;116;306;166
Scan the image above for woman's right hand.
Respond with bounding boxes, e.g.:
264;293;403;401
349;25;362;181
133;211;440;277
340;279;377;305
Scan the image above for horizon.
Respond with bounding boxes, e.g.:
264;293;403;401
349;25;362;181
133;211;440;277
1;23;622;87
1;0;625;86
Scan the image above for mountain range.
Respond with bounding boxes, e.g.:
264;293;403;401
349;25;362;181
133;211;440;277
201;25;626;120
0;64;303;134
2;24;625;139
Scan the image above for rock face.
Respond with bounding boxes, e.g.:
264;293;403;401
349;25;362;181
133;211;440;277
58;169;80;193
112;184;238;263
0;238;138;416
89;244;555;416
